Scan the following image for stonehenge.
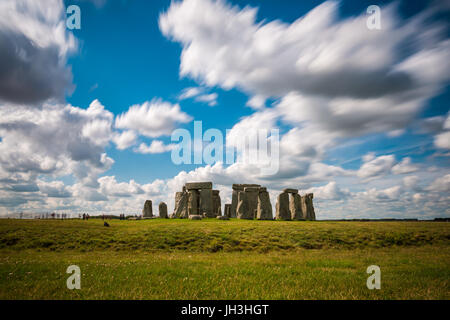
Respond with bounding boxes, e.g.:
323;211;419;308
142;200;153;218
145;182;316;221
159;202;168;219
172;182;221;218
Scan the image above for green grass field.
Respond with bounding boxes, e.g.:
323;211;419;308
0;219;449;299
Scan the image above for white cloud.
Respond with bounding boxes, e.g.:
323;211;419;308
305;181;350;200
112;130;137;150
402;175;419;190
392;157;419;174
360;185;403;202
178;87;204;100
115;99;192;138
178;87;218;106
357;154;396;179
0;0;76;104
195;93;218;106
98;176;144;197
37;180;71;198
160;0;449;107
135;140;176;154
427;174;450;193
434;131;450;149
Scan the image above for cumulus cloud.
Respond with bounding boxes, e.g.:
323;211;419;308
0;99;115;199
195;93;218;106
135;140;176;154
0;0;76;104
427;174;450;193
305;181;350;200
178;87;204;100
178;87;218;106
434;131;450;149
112;130;138;150
98;176;144;197
425;111;450;149
115;100;192;138
357;154;396;179
37;180;72;198
392;157;419;174
160;0;449;116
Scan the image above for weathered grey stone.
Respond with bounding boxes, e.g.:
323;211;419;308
224;204;231;218
185;182;213;190
188;215;202;220
187;190;199;216
236;191;251;219
283;188;298;194
275;192;290;220
159;202;168;219
142;200;153;217
173;192;188;218
232;184;261;190
257;191;273;220
212;190;221;217
244;187;259;219
199;188;214;217
216;215;229;220
259;187;267;192
230;190;239;218
173;192;182;211
289;193;303;220
302;193;316;220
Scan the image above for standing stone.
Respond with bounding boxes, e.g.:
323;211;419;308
257;190;273;220
187;190;199;216
236;191;250;219
301;195;308;220
275;192;290;220
159;202;168;219
174;192;188;218
244;187;259;219
199;188;214;217
212;190;221;216
231;184;260;218
230;190;239;218
289;193;303;220
224;204;231;218
142;200;153;218
173;192;182;212
304;193;316;220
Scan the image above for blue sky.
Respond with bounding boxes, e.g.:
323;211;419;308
0;0;449;218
